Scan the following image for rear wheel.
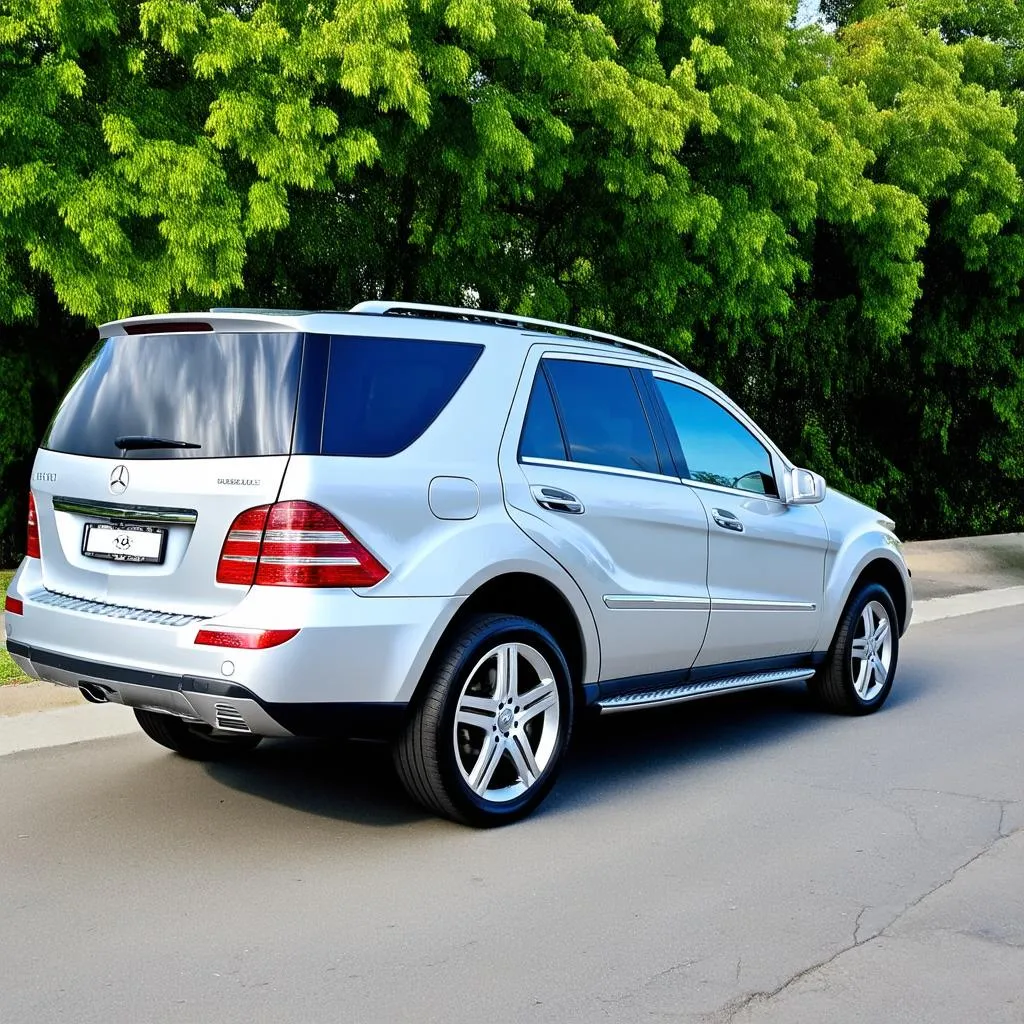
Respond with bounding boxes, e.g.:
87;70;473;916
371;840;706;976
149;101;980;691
812;582;899;715
394;614;574;826
134;708;262;759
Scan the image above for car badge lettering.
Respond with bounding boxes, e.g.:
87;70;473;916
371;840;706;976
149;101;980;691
109;464;130;495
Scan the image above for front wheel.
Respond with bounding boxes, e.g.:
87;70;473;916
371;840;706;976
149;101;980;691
811;583;899;715
134;708;262;759
393;614;574;826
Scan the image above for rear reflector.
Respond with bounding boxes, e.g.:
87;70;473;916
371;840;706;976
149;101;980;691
5;595;23;616
194;628;299;650
26;492;40;559
217;501;387;588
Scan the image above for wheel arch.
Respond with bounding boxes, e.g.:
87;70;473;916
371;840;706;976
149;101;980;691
823;547;912;647
850;558;908;634
408;572;596;710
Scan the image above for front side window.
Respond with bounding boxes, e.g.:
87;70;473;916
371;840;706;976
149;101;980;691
543;359;660;474
656;380;778;496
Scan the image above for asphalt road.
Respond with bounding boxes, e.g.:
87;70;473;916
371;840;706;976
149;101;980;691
1;606;1022;1024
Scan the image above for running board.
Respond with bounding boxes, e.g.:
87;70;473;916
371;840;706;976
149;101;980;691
596;667;816;714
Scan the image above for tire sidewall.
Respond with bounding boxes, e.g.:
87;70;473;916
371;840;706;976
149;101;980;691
835;583;900;712
434;617;574;825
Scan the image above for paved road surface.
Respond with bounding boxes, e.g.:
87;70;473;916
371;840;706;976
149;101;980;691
2;607;1022;1024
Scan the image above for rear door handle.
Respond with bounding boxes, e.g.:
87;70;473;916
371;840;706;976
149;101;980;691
531;485;585;515
711;508;744;532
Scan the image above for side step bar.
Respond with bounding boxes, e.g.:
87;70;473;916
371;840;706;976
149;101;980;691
597;668;816;714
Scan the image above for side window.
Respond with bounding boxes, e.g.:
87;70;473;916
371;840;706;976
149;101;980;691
519;370;568;461
656;380;778;496
544;359;660;474
322;336;482;457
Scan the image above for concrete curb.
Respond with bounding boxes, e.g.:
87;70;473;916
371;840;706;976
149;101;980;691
0;702;138;757
2;586;1023;758
911;585;1024;624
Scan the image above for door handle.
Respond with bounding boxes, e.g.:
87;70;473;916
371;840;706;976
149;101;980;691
530;485;585;515
711;508;744;533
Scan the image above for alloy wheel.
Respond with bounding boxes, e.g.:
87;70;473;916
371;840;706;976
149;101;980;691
453;642;561;803
850;599;892;702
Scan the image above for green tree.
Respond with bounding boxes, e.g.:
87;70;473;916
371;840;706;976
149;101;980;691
1;0;1023;558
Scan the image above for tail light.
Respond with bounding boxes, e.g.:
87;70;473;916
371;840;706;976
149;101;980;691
216;501;387;588
26;492;40;559
5;595;23;616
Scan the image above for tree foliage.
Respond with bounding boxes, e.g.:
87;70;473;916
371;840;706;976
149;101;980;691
1;0;1023;556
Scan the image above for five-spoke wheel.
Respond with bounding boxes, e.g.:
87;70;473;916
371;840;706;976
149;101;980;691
850;599;892;702
394;614;573;826
811;582;899;715
454;642;561;803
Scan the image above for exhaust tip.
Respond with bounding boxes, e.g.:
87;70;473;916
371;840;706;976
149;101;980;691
79;683;110;704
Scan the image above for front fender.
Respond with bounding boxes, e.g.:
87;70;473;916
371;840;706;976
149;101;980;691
818;529;913;649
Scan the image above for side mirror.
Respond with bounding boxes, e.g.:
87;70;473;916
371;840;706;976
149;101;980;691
784;467;826;505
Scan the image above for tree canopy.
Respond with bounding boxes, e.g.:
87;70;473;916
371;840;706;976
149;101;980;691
1;0;1023;559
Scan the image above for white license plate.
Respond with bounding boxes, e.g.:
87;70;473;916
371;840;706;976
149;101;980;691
82;523;167;564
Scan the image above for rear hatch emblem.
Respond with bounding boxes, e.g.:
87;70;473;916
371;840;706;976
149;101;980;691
109;465;129;494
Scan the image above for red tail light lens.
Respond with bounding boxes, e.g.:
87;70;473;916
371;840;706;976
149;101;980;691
5;595;23;616
195;628;299;650
216;506;270;585
26;492;40;559
217;501;387;589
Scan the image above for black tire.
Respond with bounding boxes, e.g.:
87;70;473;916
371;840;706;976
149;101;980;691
811;582;900;715
393;614;574;827
134;708;262;760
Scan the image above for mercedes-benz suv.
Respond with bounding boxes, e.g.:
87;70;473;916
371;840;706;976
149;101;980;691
4;302;913;825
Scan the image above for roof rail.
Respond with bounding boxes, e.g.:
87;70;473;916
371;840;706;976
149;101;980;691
350;301;684;368
209;307;313;316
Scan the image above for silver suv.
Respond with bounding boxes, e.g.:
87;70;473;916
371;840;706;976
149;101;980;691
5;302;912;825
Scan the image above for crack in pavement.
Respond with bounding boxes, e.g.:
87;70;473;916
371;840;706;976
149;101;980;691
704;820;1023;1024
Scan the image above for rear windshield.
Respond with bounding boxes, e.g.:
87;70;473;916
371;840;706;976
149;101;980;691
321;336;483;457
43;332;303;460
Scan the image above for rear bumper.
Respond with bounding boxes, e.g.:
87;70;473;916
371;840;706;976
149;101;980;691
6;640;409;740
4;560;463;736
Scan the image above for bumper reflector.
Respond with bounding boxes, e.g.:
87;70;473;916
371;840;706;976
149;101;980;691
5;595;23;616
194;628;299;650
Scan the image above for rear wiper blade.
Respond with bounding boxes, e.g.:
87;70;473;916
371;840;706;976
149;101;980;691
115;435;202;451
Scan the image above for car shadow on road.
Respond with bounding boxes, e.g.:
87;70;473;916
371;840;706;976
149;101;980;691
203;669;930;828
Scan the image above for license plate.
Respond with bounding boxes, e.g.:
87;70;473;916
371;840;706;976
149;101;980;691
82;523;167;564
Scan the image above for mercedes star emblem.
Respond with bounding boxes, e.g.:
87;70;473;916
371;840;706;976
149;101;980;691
109;464;130;495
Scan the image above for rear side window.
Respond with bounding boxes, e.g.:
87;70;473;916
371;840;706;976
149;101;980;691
322;336;483;457
543;359;660;474
519;370;568;461
43;332;303;459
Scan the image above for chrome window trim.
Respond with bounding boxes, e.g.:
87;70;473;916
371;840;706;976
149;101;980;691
520;456;680;485
684;478;786;506
52;496;198;525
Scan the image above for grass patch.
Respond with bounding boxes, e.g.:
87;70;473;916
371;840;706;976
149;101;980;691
1;569;28;684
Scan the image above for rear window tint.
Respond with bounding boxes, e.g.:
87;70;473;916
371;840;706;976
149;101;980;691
519;369;568;462
544;359;660;474
43;332;302;459
321;336;483;457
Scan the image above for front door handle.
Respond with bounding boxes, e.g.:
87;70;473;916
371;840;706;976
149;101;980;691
531;485;585;515
711;508;744;532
